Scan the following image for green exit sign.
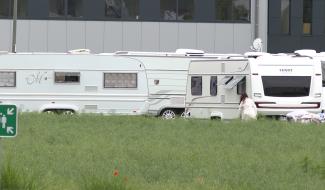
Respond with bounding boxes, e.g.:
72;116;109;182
0;105;17;137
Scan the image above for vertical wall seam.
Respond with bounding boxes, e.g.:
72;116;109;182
27;20;31;52
46;21;49;52
84;21;87;49
140;22;143;51
102;21;105;53
158;22;161;51
213;23;216;53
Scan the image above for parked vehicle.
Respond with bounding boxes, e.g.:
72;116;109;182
185;52;322;119
0;53;149;115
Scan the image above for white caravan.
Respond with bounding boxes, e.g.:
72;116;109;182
0;53;149;114
113;49;239;119
0;49;234;117
304;50;325;111
185;53;322;119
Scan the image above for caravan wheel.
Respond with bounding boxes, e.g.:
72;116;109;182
161;109;176;119
62;110;75;115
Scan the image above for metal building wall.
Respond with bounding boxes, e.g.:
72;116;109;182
0;20;254;53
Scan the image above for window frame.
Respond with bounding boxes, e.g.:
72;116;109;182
48;0;83;19
0;71;16;87
210;76;218;96
103;72;138;89
280;0;291;35
191;76;202;96
54;72;81;84
104;0;140;20
0;0;28;19
215;0;251;22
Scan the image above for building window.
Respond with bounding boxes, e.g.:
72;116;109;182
210;76;218;96
281;0;290;34
160;0;194;21
104;73;137;88
191;76;202;96
216;0;250;22
55;72;80;83
49;0;82;18
0;0;10;17
0;0;28;18
68;0;82;17
105;0;139;19
0;72;16;87
303;0;312;35
49;0;65;17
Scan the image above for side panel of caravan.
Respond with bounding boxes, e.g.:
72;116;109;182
131;57;190;116
185;59;250;119
0;54;149;115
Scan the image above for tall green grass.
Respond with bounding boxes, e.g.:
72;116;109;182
1;113;325;189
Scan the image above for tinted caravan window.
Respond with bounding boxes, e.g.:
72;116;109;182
262;76;311;97
191;76;202;95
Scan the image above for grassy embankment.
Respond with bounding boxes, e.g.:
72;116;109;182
1;113;325;190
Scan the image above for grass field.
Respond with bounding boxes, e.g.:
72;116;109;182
1;113;325;190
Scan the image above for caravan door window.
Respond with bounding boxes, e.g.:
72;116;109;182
55;72;80;83
191;76;202;95
210;76;218;96
237;77;246;95
104;73;137;88
0;71;16;87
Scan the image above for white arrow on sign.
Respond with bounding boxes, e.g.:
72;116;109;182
7;108;14;115
6;126;14;134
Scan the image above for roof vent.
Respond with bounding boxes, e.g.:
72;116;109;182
244;52;269;58
294;49;316;57
175;49;205;56
68;49;91;54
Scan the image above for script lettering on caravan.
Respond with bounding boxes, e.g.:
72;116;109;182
26;72;50;85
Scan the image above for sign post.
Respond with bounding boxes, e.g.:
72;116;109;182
0;105;18;137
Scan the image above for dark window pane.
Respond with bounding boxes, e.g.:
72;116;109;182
0;0;10;17
55;72;80;83
303;0;312;35
49;0;65;17
210;76;218;96
0;0;28;18
281;0;290;34
216;0;232;20
232;0;250;21
262;76;311;97
237;77;246;95
216;0;250;21
191;76;202;96
178;0;194;21
67;0;82;18
161;0;177;20
105;0;139;19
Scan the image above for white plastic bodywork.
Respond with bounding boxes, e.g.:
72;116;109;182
185;59;251;119
185;54;322;119
250;55;322;115
0;53;149;115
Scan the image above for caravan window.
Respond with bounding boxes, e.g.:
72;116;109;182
237;77;246;95
262;76;311;97
55;72;80;83
191;76;202;95
0;72;16;87
210;76;218;96
104;73;137;88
